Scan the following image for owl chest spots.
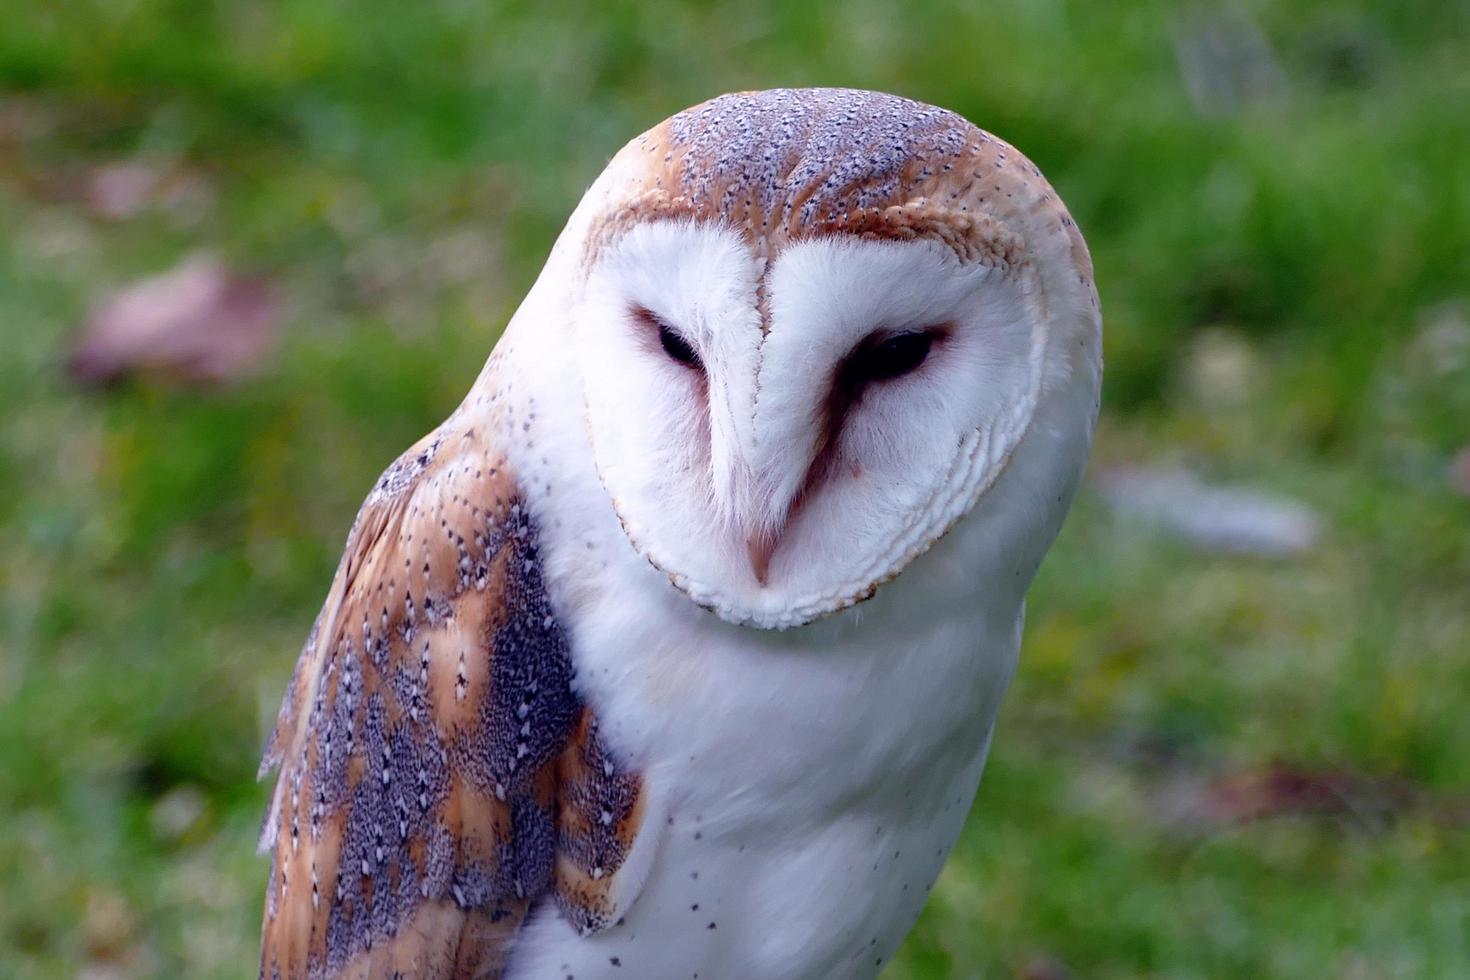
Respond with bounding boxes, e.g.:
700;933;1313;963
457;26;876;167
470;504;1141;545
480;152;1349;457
505;731;990;980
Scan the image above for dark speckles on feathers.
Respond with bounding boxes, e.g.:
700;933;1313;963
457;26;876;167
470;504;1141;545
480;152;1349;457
666;89;972;237
461;505;578;800
552;709;646;935
589;87;1086;278
256;425;618;979
369;435;443;503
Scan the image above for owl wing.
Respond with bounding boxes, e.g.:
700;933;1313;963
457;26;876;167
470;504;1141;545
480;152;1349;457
258;423;650;980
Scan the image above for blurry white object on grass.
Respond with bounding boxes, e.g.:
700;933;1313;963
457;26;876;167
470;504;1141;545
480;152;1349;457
1097;466;1320;557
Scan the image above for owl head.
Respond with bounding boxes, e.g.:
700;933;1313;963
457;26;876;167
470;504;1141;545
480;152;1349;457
539;89;1100;629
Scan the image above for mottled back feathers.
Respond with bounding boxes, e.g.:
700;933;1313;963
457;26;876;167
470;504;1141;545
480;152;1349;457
258;420;645;979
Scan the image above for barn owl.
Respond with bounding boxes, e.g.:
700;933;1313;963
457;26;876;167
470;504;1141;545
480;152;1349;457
258;88;1101;979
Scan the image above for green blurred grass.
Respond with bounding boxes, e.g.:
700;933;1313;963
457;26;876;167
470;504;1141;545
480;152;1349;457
2;2;1468;977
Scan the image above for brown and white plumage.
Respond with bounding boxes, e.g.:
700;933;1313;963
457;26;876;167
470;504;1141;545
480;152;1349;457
258;417;646;978
259;88;1101;979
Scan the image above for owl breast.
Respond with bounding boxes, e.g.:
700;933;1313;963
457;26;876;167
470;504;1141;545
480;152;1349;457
502;398;1024;977
506;733;995;980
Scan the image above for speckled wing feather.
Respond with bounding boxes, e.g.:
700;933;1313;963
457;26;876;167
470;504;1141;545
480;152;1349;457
257;420;645;979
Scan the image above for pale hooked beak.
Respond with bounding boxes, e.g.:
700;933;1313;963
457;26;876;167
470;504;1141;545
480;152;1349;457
739;446;814;587
745;525;784;587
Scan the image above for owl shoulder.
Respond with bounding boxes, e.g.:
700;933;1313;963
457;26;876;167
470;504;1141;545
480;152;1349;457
258;420;650;979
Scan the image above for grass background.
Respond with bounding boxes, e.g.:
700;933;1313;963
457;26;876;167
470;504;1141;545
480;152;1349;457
2;1;1468;976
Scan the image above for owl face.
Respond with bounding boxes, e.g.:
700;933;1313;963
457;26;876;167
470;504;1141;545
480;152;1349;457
563;90;1100;629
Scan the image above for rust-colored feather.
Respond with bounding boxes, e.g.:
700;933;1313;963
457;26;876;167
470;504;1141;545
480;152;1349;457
259;418;646;979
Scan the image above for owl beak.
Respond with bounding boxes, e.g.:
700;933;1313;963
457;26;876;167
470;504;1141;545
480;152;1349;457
746;528;782;587
741;455;808;586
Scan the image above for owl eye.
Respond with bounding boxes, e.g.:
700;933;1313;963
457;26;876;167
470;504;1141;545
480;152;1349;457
658;322;702;369
847;330;936;385
632;305;703;371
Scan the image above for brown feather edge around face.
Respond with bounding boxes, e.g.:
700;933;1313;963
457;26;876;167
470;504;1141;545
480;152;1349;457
258;419;645;979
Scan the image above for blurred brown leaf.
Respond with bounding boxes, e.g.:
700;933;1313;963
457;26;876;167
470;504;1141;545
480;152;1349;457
68;254;281;386
1016;953;1071;980
1198;763;1413;828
